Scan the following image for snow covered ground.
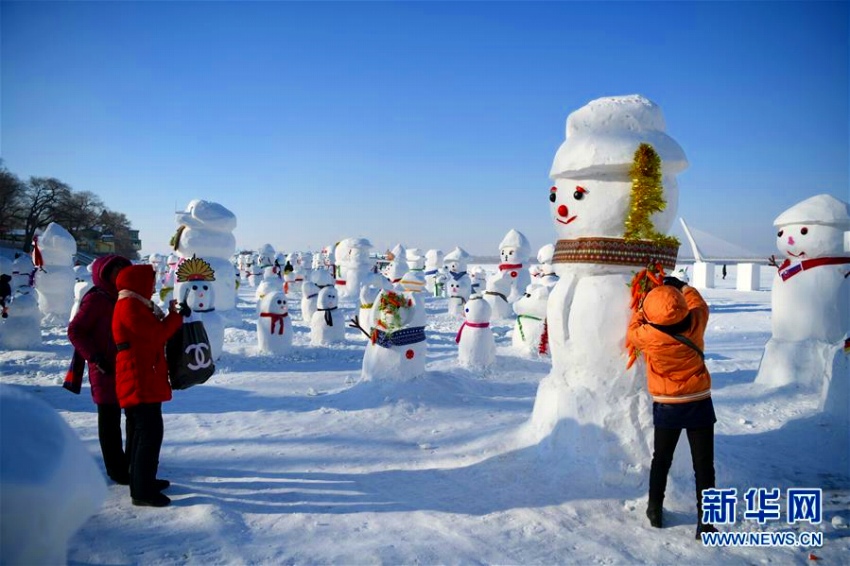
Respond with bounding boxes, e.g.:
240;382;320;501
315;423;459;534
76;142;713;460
2;265;848;564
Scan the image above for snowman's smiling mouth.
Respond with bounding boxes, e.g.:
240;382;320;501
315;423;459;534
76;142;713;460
556;216;577;225
788;251;807;258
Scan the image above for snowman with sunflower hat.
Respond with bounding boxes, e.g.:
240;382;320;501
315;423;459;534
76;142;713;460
175;255;225;361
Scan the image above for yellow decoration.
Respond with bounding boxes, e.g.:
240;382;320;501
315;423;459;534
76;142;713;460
623;143;679;247
176;255;216;282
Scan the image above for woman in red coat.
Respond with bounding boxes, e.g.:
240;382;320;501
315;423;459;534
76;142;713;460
67;254;132;484
113;264;183;507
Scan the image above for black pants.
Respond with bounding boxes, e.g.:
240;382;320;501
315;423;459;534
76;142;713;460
97;403;134;481
649;425;715;506
125;402;164;499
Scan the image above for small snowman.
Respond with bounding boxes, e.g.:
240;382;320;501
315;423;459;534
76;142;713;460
69;265;94;322
360;289;427;381
406;248;425;272
310;286;345;345
255;267;282;303
175;256;225;361
338;237;375;299
755;194;850;415
385;244;408;283
0;286;42;349
456;295;496;369
498;229;532;302
11;254;35;290
300;280;320;322
536;244;559;288
248;254;264;288
300;251;314;284
257;291;292;355
399;270;426;294
469;266;487;295
446;276;472;318
483;271;514;321
512;284;550;356
423;249;444;296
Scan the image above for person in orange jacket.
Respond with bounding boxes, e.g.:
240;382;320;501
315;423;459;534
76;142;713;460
627;276;718;539
113;264;184;507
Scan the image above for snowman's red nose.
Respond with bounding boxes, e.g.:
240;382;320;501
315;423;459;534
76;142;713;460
557;204;569;217
788;236;795;245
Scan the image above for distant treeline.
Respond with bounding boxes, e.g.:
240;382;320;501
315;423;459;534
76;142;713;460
0;160;140;259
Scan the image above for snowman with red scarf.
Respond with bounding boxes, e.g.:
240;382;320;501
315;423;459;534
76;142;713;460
755;194;850;412
257;290;292;355
497;229;532;303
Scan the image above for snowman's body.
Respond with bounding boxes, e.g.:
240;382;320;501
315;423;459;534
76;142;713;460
310;287;345;345
498;229;532;302
457;297;495;369
483;271;514;321
248;257;264;288
178;280;225;361
257;291;293;355
526;95;688;485
255;267;282;303
173;200;238;312
512;284;550;355
755;195;850;418
423;249;444;296
360;290;427;381
399;270;426;294
0;288;42;349
300;281;320;322
446;277;471;318
33;223;77;325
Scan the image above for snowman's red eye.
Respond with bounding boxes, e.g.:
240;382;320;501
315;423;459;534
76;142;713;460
777;230;784;237
800;227;808;235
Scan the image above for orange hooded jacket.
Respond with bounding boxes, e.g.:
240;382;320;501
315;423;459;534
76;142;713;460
627;285;711;404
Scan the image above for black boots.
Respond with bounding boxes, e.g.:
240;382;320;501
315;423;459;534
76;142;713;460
646;501;663;528
695;521;718;539
132;492;171;507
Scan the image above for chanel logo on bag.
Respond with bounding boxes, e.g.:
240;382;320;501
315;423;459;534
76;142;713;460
185;343;212;370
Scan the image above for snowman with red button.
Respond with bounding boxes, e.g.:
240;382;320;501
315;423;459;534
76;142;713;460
359;289;427;382
175;256;225;361
755;194;850;416
497;229;532;303
523;95;688;485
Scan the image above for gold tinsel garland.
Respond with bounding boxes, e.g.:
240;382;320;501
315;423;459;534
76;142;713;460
623;143;679;248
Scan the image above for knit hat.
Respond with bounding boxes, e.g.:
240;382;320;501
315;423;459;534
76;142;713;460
642;285;689;325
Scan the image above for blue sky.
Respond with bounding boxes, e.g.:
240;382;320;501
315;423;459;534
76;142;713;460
2;1;848;258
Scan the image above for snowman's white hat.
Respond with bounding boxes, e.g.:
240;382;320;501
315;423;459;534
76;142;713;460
550;94;688;179
773;194;850;228
444;246;470;261
537;243;555;264
498;229;531;258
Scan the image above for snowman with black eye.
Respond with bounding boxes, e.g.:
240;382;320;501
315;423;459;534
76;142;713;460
526;95;688;482
257;290;293;355
175;256;225;361
755;194;850;403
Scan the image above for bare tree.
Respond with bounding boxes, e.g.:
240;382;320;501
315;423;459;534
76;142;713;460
0;165;25;235
53;190;105;239
99;209;139;259
18;177;72;252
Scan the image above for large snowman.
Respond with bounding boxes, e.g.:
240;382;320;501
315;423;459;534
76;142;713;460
32;223;77;325
755;194;850;416
172;199;238;323
523;95;687;485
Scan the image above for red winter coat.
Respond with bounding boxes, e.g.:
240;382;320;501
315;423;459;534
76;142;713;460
113;264;183;408
67;254;131;405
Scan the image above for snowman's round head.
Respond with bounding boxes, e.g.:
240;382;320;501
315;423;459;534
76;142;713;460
261;291;288;315
464;296;492;324
775;223;846;259
537;244;555;265
512;284;550;318
183;280;216;311
447;279;462;296
498;229;530;263
773;194;850;259
549;95;686;241
317;286;338;309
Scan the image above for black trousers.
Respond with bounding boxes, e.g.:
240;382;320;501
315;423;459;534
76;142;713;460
649;425;715;506
125;402;164;499
97;403;134;481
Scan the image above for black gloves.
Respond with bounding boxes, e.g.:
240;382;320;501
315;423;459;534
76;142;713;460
178;302;192;317
662;276;686;290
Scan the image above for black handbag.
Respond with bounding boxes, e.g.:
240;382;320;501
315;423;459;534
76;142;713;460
166;320;215;390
